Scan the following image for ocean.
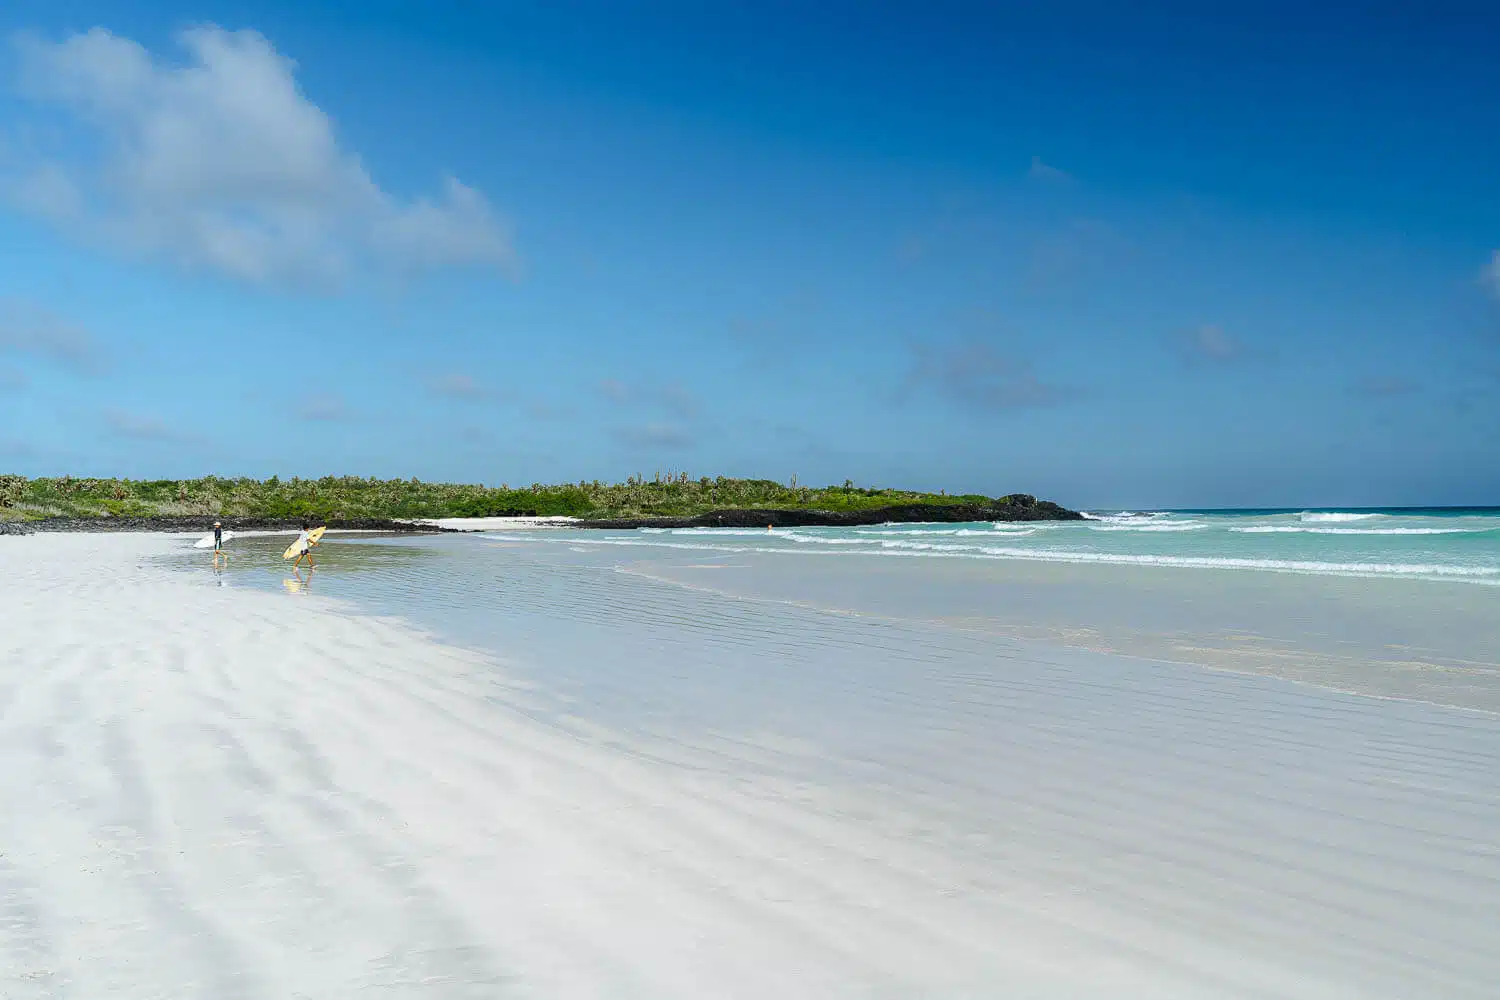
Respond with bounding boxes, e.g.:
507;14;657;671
525;507;1500;585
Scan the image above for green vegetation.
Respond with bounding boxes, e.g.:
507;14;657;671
0;473;1015;523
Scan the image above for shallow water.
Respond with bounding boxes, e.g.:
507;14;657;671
129;529;1500;996
171;517;1500;720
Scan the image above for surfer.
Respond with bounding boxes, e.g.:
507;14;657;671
291;521;316;570
212;521;224;551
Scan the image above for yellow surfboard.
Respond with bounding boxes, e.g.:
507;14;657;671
282;525;327;559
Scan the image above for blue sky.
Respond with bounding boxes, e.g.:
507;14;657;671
1;1;1497;508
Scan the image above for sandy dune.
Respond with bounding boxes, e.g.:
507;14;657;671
1;533;1497;998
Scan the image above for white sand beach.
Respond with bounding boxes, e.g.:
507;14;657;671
2;532;1498;998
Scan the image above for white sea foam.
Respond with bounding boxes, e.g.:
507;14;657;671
964;545;1500;579
1232;526;1478;536
668;528;775;536
1085;511;1178;524
879;540;984;553
1300;511;1379;523
534;533;1500;584
1088;522;1208;532
957;527;1037;536
780;532;876;545
853;527;1037;538
854;528;961;536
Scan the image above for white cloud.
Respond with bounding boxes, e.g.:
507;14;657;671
1176;324;1248;364
906;341;1068;412
0;298;109;373
297;392;351;422
0;364;28;391
1027;156;1072;183
8;26;514;290
1354;374;1418;398
597;378;631;404
1482;250;1500;299
614;422;694;450
425;372;492;400
597;378;700;417
103;408;191;441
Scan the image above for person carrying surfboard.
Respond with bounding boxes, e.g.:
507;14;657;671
291;520;316;569
212;521;224;552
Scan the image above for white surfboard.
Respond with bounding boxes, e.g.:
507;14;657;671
194;530;236;549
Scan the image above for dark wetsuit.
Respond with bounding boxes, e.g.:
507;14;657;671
213;526;223;551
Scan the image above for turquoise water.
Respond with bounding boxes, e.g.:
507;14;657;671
467;507;1500;585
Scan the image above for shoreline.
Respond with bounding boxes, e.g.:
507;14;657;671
0;515;456;536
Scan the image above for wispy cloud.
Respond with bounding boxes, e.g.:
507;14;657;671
1481;250;1500;300
1354;374;1418;398
1024;218;1129;291
9;26;514;291
896;233;930;263
905;341;1069;412
1028;156;1072;183
725;293;825;373
0;365;28;391
0;299;109;374
613;422;695;450
425;372;493;400
0;436;41;459
597;378;700;418
297;393;352;422
1174;324;1254;365
657;384;700;419
598;378;631;404
103;408;191;441
527;400;574;421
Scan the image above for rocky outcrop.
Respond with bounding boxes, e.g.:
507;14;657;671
579;495;1083;530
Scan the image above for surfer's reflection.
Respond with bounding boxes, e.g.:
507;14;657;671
283;566;314;594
